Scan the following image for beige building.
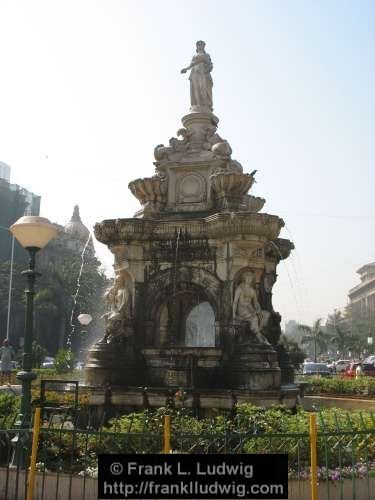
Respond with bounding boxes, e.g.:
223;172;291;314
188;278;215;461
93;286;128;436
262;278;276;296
348;262;375;320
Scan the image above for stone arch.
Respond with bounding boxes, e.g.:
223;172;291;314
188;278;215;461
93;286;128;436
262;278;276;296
146;266;221;315
144;266;222;346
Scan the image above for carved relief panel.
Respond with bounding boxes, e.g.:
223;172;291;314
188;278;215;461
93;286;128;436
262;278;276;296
177;173;206;204
166;165;214;212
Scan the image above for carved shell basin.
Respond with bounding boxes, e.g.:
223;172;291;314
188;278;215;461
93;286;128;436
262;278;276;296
210;171;254;199
245;195;266;213
128;176;167;205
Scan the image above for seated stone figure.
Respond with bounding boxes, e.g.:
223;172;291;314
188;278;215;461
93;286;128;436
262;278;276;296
102;269;130;342
233;271;270;345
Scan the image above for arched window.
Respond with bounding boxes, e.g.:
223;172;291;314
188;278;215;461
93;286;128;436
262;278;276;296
185;301;215;347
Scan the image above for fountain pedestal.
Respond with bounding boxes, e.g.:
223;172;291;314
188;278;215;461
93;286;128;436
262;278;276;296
142;347;223;388
85;340;141;387
229;344;281;390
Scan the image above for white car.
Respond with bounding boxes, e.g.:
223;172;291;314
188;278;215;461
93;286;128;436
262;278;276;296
333;360;351;373
41;356;55;369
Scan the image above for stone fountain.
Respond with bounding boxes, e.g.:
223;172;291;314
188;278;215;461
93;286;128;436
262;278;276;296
85;41;298;413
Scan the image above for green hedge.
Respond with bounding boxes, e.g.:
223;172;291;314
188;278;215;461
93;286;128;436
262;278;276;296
303;376;375;396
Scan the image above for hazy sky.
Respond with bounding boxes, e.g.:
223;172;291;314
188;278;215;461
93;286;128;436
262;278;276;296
0;0;374;326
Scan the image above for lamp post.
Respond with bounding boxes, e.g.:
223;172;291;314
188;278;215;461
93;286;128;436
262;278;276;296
9;215;57;466
0;226;15;342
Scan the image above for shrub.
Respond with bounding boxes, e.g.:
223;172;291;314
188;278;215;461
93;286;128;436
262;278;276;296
32;341;48;368
0;393;19;426
54;349;75;373
23;404;375;475
304;376;375;396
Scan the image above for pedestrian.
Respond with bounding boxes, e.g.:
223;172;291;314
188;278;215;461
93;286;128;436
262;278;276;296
0;339;14;385
355;363;363;379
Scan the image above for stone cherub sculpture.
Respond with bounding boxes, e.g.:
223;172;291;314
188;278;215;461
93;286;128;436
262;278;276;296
101;269;131;343
181;40;213;112
233;271;270;345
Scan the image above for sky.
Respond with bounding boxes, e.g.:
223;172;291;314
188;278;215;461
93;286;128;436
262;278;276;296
0;0;374;326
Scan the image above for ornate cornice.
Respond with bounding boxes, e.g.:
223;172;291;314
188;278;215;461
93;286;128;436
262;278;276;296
94;212;284;246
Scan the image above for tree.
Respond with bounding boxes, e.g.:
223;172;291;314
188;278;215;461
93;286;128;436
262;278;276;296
326;324;352;358
34;249;109;355
298;319;329;362
328;306;375;357
32;341;47;368
54;348;75;373
0;241;109;357
346;334;367;358
280;334;306;369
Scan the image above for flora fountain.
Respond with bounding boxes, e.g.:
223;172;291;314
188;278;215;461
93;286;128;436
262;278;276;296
85;41;298;413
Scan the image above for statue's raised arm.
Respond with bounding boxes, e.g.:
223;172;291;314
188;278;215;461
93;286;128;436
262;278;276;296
181;40;213;112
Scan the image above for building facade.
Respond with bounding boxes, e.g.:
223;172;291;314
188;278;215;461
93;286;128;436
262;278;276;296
0;162;41;262
348;262;375;321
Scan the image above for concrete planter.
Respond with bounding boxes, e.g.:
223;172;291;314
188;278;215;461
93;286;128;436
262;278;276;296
0;467;96;500
302;395;375;411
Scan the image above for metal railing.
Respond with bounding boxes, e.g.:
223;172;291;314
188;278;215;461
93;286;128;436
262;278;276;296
1;407;375;500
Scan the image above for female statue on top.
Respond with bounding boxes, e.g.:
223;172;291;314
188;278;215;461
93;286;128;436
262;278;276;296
181;40;213;112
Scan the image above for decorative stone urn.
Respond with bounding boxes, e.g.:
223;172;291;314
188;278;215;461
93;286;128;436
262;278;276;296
85;41;298;413
242;195;266;213
128;175;167;217
210;170;254;209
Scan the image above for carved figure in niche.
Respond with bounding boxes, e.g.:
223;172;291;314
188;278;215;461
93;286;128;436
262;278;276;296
233;271;270;345
101;269;131;342
181;41;213;112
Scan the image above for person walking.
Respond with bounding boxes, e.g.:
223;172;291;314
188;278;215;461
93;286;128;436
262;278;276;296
0;339;14;385
355;363;363;379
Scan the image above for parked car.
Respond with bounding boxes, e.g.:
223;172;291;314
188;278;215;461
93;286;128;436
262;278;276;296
332;360;351;373
326;361;336;372
302;363;331;376
363;355;375;364
41;356;55;369
344;362;375;378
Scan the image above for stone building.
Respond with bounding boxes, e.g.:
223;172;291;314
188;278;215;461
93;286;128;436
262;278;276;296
0;161;41;262
349;262;375;321
37;205;94;269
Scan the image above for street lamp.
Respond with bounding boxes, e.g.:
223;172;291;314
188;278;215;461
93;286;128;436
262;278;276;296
9;215;57;466
78;313;92;326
